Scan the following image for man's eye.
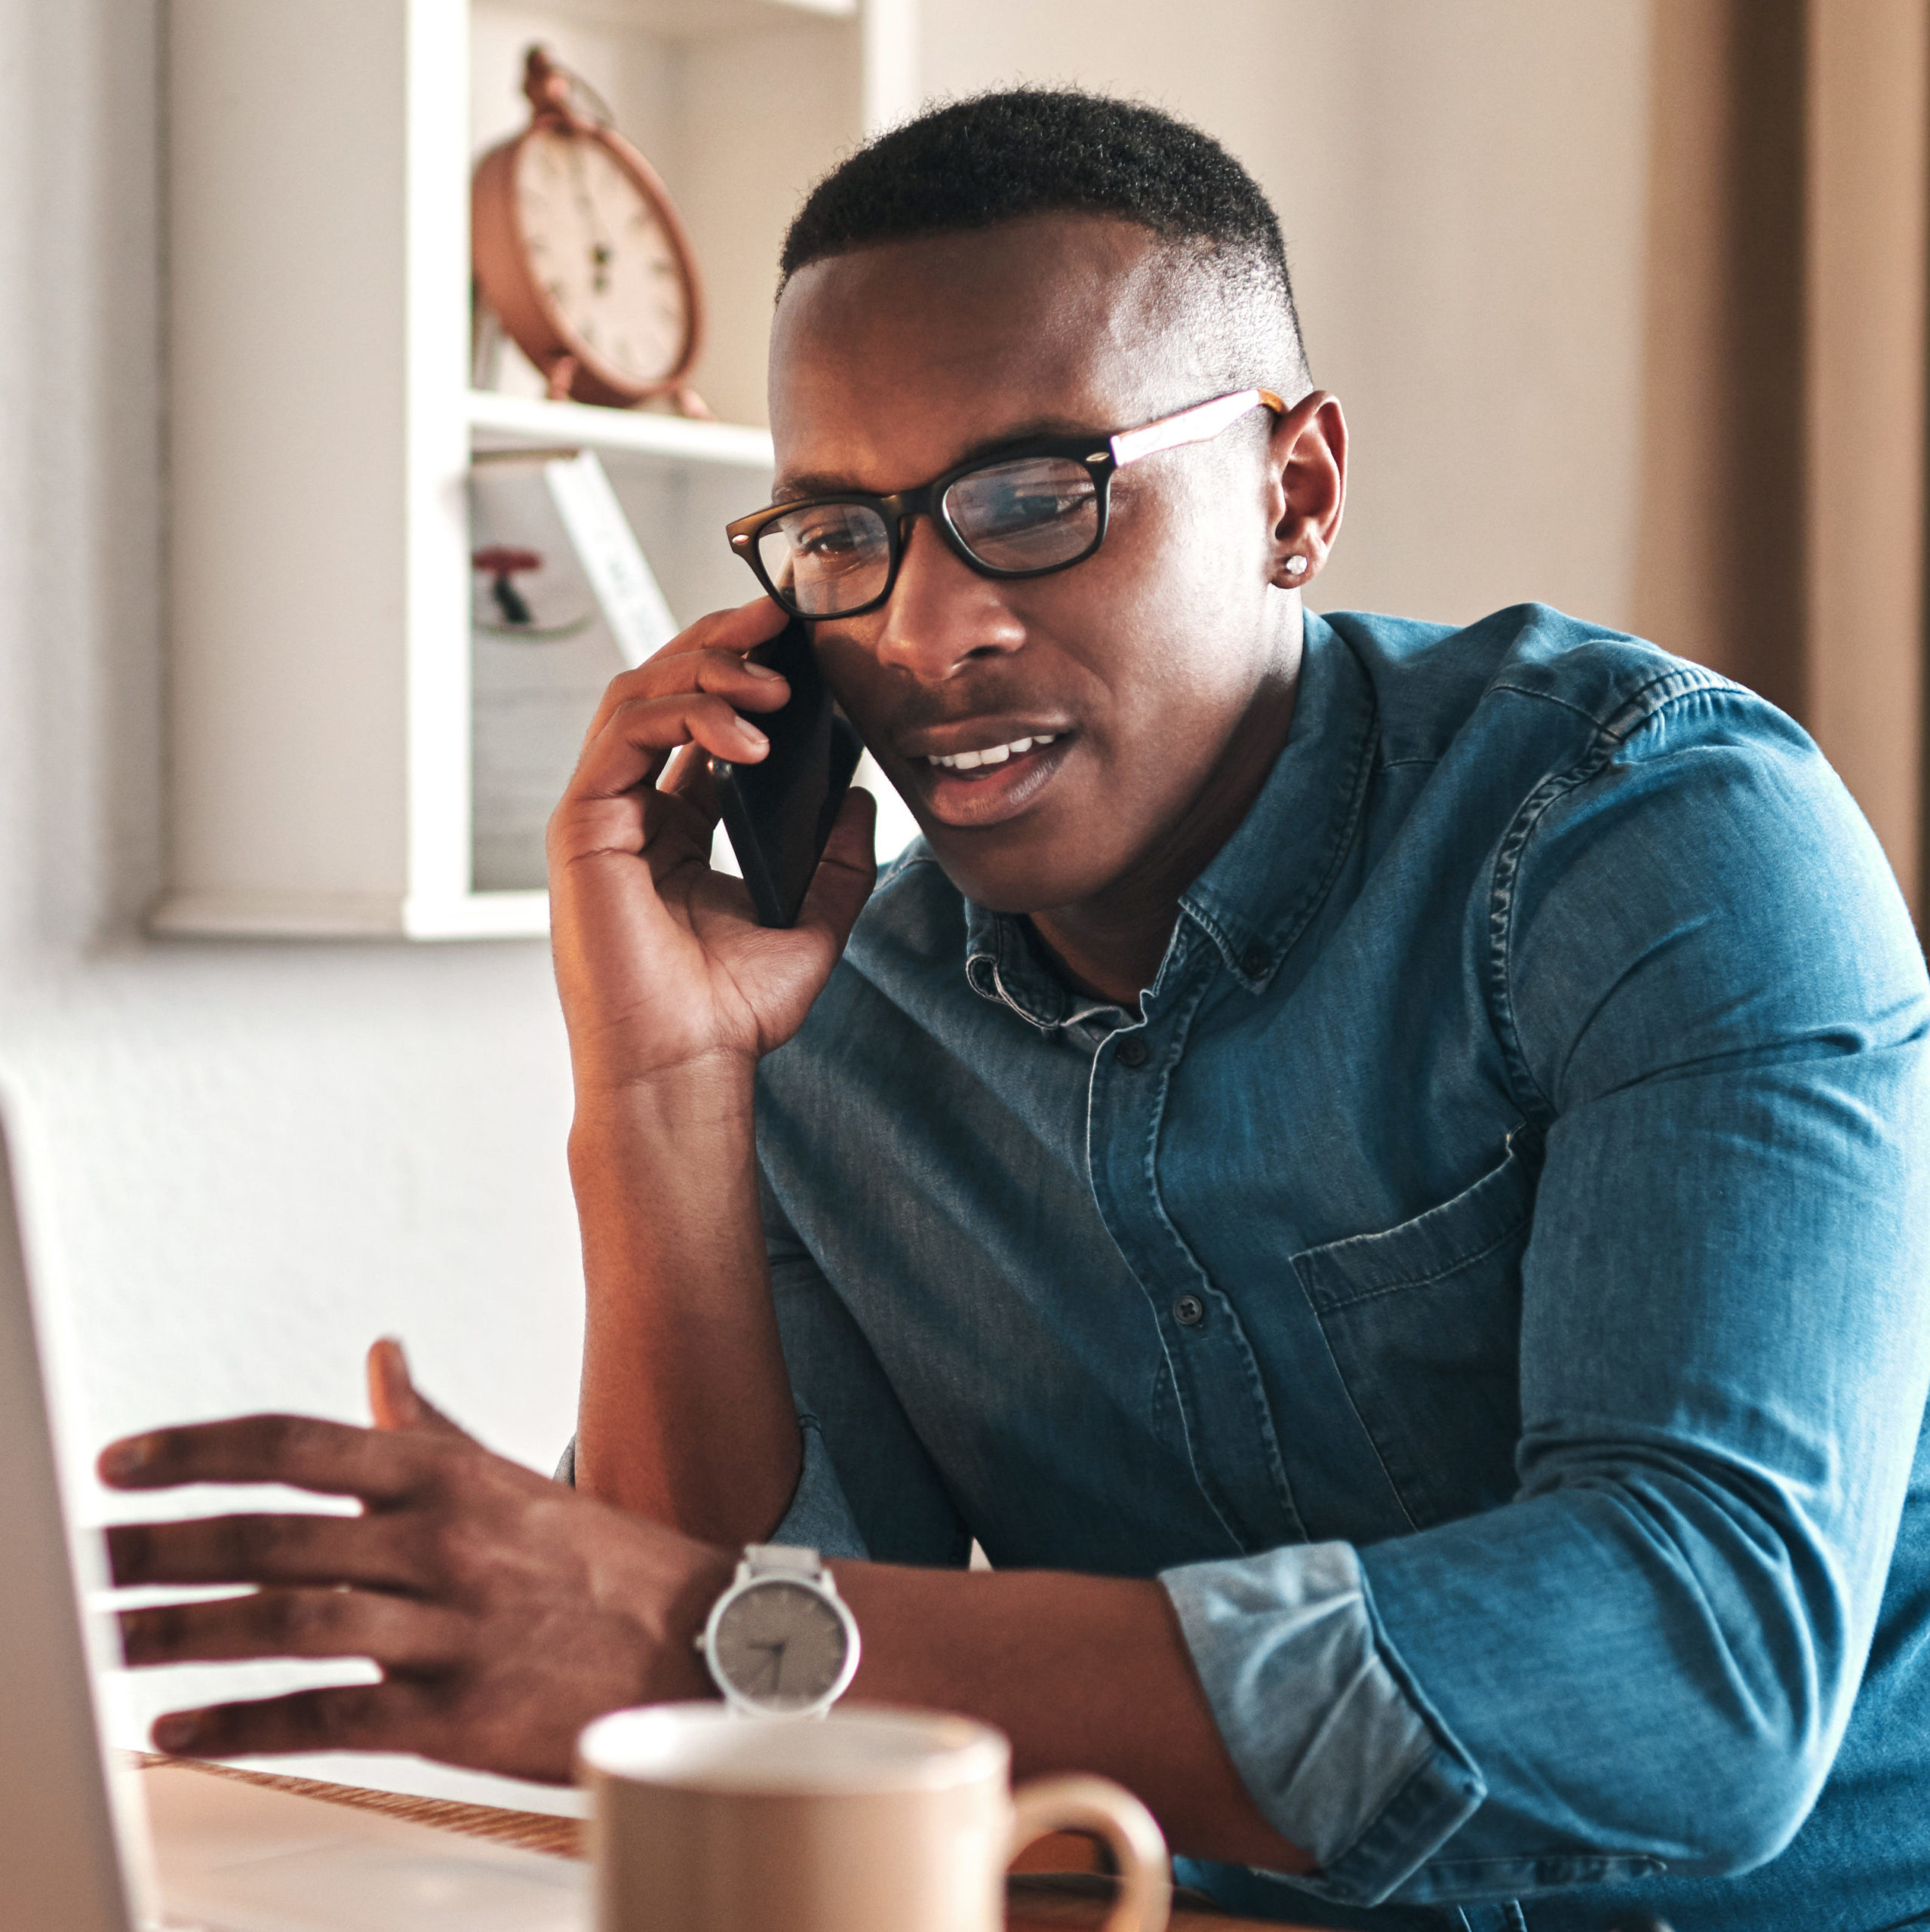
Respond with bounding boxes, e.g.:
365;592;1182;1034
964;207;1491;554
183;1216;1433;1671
981;486;1083;529
796;524;858;558
1011;490;1080;520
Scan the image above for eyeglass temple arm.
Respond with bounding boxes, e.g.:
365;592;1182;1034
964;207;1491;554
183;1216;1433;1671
1108;388;1288;469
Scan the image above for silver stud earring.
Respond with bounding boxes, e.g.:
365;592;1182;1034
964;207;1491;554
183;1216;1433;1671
1285;555;1308;577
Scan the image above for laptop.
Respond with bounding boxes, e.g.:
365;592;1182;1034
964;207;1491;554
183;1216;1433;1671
0;1106;587;1930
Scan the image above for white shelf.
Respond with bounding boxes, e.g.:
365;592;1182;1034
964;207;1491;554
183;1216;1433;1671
155;0;899;942
148;888;553;943
524;0;855;35
467;392;773;467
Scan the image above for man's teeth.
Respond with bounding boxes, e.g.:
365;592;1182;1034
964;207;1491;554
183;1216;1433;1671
926;733;1058;771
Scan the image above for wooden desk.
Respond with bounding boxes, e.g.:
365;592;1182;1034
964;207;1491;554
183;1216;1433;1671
147;1756;1311;1930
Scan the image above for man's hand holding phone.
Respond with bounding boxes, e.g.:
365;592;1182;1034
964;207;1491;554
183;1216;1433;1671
546;595;876;1097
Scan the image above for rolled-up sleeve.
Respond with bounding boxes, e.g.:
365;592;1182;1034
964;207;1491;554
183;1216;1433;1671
1163;697;1930;1909
769;1414;868;1557
1161;1541;1484;1900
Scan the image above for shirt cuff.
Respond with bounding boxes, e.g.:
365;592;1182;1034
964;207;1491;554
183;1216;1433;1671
1160;1541;1486;1908
769;1414;870;1558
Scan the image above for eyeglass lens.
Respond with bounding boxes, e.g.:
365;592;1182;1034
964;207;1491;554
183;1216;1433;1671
756;504;892;617
945;457;1100;571
755;456;1102;616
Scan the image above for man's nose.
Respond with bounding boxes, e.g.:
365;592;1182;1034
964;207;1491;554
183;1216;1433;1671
870;516;1025;680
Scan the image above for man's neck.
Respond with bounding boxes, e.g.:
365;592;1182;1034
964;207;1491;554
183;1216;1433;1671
1030;661;1302;1012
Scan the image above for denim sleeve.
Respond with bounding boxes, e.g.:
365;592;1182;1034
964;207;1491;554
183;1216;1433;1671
1168;694;1930;1909
762;1168;973;1568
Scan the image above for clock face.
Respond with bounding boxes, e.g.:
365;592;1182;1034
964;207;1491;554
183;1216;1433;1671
711;1580;853;1711
513;125;690;387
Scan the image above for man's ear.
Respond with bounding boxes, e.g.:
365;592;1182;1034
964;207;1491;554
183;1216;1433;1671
1265;391;1347;589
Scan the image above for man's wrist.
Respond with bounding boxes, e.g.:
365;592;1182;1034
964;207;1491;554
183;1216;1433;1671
569;1054;758;1161
635;1538;736;1706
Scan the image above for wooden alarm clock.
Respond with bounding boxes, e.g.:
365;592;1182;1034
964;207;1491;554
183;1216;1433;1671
472;47;707;414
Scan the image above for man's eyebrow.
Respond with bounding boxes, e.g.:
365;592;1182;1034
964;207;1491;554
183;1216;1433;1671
770;415;1108;503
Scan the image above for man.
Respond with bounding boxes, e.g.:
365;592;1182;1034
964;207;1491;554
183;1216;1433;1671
102;92;1930;1931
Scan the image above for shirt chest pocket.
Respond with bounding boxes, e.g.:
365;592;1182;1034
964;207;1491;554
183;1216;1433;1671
1289;1137;1538;1531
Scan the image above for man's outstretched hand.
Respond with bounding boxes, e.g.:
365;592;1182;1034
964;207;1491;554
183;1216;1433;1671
100;1346;1313;1873
100;1340;731;1783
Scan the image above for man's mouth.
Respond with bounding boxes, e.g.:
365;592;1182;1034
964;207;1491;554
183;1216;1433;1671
893;722;1077;829
923;731;1060;772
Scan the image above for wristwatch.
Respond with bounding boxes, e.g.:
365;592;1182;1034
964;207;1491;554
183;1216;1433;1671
699;1544;862;1718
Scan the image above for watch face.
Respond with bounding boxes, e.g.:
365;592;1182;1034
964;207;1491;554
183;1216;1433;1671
711;1579;852;1711
513;125;689;386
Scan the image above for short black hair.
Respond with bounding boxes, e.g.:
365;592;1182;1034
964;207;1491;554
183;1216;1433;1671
779;88;1311;393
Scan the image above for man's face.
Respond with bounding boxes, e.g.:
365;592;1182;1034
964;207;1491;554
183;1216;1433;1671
767;214;1301;915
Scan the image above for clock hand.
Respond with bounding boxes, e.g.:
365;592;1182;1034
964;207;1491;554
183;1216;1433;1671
564;142;615;294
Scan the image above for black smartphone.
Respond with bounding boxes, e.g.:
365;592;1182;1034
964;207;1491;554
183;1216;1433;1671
708;617;863;928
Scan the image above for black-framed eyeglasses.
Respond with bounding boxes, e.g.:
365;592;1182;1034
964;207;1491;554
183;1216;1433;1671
724;386;1287;620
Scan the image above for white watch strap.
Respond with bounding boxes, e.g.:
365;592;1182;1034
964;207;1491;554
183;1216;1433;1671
741;1543;825;1580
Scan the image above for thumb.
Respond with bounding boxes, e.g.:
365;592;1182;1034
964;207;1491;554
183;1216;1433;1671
366;1337;469;1439
794;786;878;952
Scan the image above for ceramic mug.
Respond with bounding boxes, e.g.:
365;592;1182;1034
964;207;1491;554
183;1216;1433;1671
578;1702;1172;1932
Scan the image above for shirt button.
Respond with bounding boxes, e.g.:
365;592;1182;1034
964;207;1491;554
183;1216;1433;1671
1239;943;1271;979
1114;1035;1149;1069
1172;1294;1205;1327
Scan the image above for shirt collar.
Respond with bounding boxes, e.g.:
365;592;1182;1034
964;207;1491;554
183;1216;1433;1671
1177;609;1377;989
963;611;1377;1026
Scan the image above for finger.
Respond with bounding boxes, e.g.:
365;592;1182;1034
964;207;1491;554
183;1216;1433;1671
659;738;721;816
580;648;791;760
367;1337;468;1441
106;1512;423;1592
149;1681;439;1761
121;1587;459;1672
580;605;791;743
649;592;788;664
570;691;773;807
792;788;880;953
638;762;719;848
97;1414;427;1503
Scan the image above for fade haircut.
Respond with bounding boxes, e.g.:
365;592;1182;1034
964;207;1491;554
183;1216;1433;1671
779;88;1312;400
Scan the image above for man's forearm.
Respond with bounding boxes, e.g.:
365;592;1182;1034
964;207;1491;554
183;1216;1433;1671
570;1060;801;1542
834;1562;1313;1874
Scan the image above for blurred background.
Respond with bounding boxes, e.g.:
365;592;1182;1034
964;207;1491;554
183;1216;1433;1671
0;0;1922;1620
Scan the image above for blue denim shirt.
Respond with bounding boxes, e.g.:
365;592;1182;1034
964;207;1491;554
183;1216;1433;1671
757;605;1930;1931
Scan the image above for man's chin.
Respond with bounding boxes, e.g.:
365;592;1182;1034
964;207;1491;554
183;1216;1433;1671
916;824;1127;921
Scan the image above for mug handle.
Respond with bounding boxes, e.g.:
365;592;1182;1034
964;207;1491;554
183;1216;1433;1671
1007;1774;1172;1932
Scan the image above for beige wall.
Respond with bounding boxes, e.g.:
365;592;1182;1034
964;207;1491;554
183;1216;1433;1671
1633;0;1928;915
1804;0;1928;915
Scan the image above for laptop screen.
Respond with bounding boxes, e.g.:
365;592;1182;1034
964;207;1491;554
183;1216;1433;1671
0;1108;147;1931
